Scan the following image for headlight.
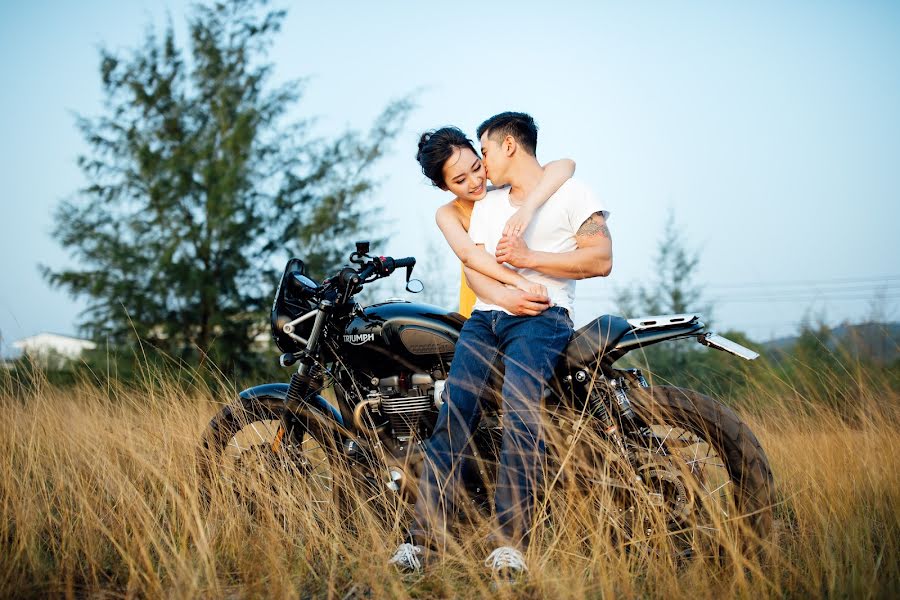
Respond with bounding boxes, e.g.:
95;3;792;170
271;258;319;353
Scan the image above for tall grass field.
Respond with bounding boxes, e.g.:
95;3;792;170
1;359;898;599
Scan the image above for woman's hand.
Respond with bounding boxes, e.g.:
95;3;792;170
503;206;535;237
513;278;549;299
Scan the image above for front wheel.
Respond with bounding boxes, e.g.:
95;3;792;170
196;394;407;532
197;394;343;519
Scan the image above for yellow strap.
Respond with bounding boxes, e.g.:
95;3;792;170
271;425;286;451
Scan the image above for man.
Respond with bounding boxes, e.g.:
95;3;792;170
390;112;612;577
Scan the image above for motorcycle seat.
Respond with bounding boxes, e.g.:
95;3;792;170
564;315;632;368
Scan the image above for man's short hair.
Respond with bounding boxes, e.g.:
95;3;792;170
476;111;538;156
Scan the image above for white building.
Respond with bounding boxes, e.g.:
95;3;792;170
12;332;97;365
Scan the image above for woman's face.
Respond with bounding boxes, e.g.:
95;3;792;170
441;146;487;201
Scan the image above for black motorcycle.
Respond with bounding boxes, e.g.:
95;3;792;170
199;242;774;553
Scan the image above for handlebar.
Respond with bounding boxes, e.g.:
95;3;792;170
358;262;378;280
331;254;416;295
393;256;416;269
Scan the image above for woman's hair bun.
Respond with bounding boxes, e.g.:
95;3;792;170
416;132;433;162
417;132;432;153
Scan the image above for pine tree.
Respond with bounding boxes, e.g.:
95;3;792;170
614;211;712;383
42;0;411;375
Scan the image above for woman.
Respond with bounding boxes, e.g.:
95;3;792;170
415;127;575;316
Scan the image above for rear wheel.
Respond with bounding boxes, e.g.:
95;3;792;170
636;386;773;538
555;385;774;562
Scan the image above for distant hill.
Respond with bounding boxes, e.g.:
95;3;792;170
764;321;900;365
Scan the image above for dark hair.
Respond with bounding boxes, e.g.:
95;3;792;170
416;127;478;189
476;111;538;156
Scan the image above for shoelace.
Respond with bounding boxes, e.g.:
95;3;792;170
484;546;528;573
389;543;423;570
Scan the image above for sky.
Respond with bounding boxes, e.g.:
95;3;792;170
1;0;899;354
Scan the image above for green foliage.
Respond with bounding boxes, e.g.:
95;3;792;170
757;319;900;421
611;212;898;414
42;0;411;376
615;210;709;318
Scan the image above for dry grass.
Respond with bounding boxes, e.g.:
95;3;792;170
1;365;898;599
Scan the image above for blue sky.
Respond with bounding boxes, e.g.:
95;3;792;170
1;0;899;351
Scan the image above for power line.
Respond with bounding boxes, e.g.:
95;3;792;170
580;287;900;303
580;293;900;301
698;275;900;289
590;276;900;297
711;294;900;303
706;283;900;294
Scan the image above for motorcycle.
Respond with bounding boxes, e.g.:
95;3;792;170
198;242;774;555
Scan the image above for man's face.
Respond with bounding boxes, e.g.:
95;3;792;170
479;132;510;186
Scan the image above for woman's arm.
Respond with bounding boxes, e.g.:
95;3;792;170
503;158;576;236
435;204;547;296
463;265;551;316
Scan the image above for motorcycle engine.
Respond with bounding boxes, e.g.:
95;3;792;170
369;373;443;443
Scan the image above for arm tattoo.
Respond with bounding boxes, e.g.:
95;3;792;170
576;212;611;239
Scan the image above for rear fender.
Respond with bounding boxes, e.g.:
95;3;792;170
607;322;705;362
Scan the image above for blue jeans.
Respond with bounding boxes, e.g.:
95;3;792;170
411;307;573;549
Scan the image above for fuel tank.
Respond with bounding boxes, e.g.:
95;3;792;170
339;300;466;377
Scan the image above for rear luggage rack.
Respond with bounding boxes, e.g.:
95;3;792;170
626;313;701;331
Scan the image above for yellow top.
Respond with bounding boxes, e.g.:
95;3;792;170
459;264;476;317
453;198;476;318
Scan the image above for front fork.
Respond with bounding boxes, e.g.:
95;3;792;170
284;301;330;401
274;302;332;451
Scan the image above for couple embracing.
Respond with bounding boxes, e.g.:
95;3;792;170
390;112;613;578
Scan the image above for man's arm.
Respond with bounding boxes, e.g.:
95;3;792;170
494;212;613;280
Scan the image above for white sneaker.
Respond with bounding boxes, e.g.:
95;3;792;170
388;543;425;573
484;546;528;579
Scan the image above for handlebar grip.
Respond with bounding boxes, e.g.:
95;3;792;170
338;266;360;289
337;256;414;293
357;263;377;280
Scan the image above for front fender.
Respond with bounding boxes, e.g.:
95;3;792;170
239;382;345;428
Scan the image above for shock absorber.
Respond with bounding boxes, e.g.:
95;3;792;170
576;369;620;437
587;386;618;436
580;375;630;458
611;377;637;422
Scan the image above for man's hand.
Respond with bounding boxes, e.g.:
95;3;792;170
501;288;551;316
496;234;534;268
503;212;612;280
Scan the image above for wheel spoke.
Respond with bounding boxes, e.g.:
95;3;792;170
705;479;730;497
656;427;673;454
685;455;724;469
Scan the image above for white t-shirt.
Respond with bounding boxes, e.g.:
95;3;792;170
467;177;608;315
